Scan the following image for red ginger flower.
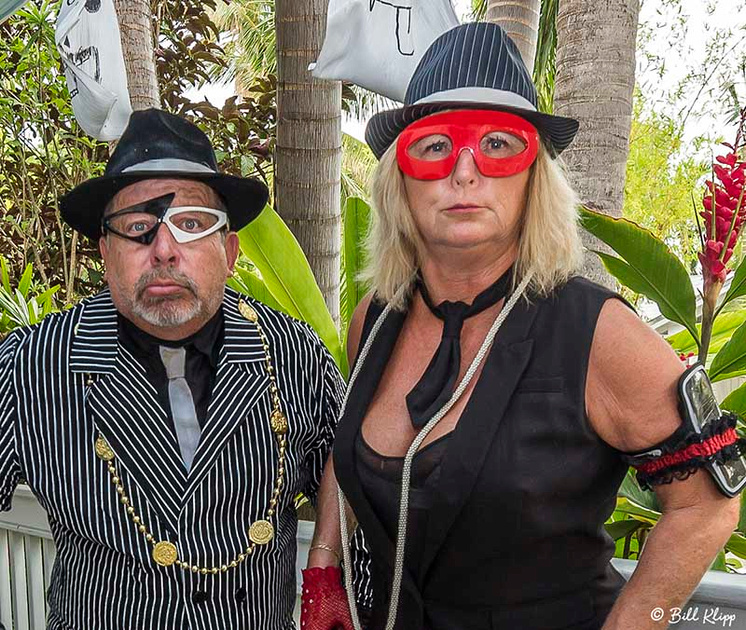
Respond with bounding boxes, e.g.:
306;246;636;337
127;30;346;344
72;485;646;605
699;109;746;285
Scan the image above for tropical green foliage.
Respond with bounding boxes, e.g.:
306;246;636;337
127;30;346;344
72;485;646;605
581;207;746;570
0;256;59;336
341;196;372;341
0;0;107;303
605;470;746;572
582;206;746;391
624;94;711;267
0;0;276;305
231;197;372;375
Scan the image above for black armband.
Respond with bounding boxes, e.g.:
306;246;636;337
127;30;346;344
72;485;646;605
620;365;746;498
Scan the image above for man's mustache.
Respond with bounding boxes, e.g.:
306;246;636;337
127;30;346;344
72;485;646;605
134;269;198;299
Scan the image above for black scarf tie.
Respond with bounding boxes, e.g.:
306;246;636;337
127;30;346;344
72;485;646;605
405;267;513;429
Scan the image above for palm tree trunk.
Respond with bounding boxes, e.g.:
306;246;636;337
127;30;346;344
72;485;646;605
486;0;541;74
275;0;342;326
114;0;159;110
553;0;640;288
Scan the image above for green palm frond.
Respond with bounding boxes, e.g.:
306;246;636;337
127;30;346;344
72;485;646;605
533;0;558;113
210;0;275;89
473;0;558;113
343;85;401;123
471;0;489;21
341;133;377;204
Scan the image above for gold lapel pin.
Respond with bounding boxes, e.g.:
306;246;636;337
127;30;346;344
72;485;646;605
238;300;258;323
95;436;115;462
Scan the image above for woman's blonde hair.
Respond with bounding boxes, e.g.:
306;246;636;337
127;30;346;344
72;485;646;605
359;142;584;310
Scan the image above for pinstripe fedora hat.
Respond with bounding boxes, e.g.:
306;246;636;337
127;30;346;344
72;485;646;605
365;22;579;160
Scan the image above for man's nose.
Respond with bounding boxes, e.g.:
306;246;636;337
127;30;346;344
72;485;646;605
149;223;180;265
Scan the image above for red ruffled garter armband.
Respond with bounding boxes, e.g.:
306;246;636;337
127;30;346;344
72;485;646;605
621;411;746;490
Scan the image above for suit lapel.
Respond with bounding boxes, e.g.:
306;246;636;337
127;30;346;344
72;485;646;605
71;290;186;531
88;350;187;528
181;290;270;503
419;296;540;580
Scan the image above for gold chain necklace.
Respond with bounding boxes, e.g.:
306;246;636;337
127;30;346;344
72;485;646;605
92;299;288;574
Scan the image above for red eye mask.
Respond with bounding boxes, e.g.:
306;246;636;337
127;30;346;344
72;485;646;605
396;110;540;180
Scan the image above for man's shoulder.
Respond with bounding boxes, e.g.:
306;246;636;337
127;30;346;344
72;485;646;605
0;292;109;358
224;288;323;341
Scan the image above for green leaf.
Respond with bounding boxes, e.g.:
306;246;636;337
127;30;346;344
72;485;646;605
618;469;662;512
0;257;10;293
604;519;644;541
710;550;728;572
739;492;746;533
725;532;746;560
668;311;746;355
17;263;33;298
580;209;698;343
343;197;371;326
710;319;746;381
237;205;344;371
720;255;746;312
229;265;286;315
722;382;746;416
34;285;59;306
615;497;661;524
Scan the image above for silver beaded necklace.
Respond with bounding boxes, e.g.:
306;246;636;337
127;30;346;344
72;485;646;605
338;272;532;630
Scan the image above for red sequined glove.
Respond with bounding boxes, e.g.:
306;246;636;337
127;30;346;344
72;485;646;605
300;566;355;630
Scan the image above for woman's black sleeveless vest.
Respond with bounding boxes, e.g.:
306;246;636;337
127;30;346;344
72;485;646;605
334;277;631;630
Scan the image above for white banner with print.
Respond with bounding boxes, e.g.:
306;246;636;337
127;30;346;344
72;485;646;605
0;0;30;24
311;0;459;102
55;0;132;141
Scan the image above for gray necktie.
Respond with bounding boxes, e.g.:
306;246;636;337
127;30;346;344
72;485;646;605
159;346;201;472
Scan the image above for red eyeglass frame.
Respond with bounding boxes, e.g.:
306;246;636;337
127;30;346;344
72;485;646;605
396;110;540;180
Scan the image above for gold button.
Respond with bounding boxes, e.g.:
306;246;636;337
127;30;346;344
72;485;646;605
95;436;115;462
152;541;178;567
248;520;274;545
270;410;288;435
238;301;258;323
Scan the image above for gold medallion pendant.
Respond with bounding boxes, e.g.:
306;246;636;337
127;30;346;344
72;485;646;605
152;541;178;567
95;436;115;462
96;304;288;576
249;520;275;545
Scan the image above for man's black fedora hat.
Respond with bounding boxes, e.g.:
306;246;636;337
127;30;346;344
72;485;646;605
365;22;579;160
60;109;269;240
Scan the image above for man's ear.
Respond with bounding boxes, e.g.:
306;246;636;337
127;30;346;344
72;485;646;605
225;232;240;276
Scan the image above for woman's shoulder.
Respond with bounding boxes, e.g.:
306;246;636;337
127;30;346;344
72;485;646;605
535;275;634;321
551;275;623;302
347;293;377;365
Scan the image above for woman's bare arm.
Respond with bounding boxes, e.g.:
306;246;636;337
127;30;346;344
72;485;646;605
307;294;373;568
586;299;740;630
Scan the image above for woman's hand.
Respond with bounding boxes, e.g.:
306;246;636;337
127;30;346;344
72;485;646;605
300;566;355;630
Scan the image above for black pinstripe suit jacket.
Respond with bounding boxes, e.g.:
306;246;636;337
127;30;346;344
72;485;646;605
0;288;348;630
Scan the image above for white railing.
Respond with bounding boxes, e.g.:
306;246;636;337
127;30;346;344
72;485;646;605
0;487;312;630
2;487;746;630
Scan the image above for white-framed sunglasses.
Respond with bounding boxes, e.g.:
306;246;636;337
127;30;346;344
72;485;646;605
102;193;229;245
